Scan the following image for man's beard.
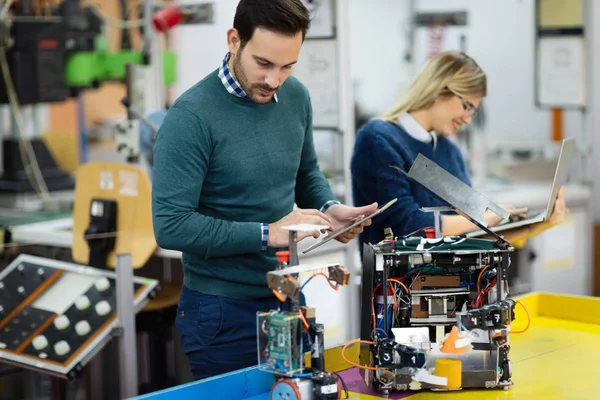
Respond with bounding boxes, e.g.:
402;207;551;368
231;53;278;104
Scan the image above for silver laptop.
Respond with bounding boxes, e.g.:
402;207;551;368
468;137;576;237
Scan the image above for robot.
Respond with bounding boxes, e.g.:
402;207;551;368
356;154;522;394
259;225;349;400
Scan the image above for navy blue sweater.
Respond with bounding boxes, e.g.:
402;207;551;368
351;119;471;247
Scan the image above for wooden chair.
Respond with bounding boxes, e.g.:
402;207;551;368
71;162;180;393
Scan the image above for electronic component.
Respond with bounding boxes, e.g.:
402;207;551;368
459;299;516;331
258;311;303;375
410;275;469;324
0;19;69;105
374;338;426;370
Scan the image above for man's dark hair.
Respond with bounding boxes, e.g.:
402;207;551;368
233;0;311;48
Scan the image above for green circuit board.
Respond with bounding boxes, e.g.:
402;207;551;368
264;312;302;375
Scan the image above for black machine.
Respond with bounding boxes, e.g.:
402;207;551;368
84;198;118;269
355;154;526;394
0;0;103;104
358;236;517;394
0;0;105;195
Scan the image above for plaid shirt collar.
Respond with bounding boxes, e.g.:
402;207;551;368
218;53;278;103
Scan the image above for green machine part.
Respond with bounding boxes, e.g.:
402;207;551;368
64;40;177;87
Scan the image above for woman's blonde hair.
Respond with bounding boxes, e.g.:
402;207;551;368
381;50;486;122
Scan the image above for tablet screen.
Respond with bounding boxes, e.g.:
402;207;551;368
302;198;398;254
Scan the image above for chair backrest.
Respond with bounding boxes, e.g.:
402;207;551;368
72;162;157;269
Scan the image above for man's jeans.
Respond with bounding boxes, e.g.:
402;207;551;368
176;285;307;380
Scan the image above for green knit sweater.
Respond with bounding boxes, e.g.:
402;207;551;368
152;70;336;299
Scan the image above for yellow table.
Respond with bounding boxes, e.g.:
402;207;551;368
338;292;600;400
130;292;600;400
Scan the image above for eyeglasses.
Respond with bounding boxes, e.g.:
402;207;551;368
449;90;478;118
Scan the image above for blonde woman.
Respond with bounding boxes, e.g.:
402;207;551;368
350;50;567;245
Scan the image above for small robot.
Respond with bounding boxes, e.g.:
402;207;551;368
260;225;350;400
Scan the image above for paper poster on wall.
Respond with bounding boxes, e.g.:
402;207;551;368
536;36;585;107
412;26;468;76
293;39;339;128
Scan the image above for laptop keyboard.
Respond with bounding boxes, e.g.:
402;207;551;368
496;209;545;226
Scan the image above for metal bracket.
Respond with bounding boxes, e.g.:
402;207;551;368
421;206;454;237
390;154;511;246
115;254;138;399
282;224;328;266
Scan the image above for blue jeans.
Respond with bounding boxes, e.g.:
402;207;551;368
176;285;306;380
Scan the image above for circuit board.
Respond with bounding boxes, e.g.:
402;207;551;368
257;311;302;376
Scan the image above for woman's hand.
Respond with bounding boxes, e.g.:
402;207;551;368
500;186;569;246
484;205;528;227
547;186;569;225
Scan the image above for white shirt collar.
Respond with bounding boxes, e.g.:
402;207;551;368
397;113;437;148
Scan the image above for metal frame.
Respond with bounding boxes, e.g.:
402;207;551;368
142;0;164;112
335;0;361;343
358;243;514;392
390;154;511;247
116;254;138;398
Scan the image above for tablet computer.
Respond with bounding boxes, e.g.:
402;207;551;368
302;198;398;254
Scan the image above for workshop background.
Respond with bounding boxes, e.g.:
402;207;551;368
0;0;596;399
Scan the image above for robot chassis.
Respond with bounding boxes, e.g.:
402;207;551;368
357;231;517;394
356;154;523;394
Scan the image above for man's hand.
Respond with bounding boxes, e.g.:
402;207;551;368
268;209;332;248
325;202;378;243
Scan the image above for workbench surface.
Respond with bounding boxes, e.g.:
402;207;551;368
129;292;600;400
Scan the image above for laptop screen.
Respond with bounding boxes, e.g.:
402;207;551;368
544;138;576;217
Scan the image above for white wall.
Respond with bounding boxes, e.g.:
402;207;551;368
350;0;584;148
171;0;240;98
172;0;585;149
349;0;413;120
587;0;600;221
